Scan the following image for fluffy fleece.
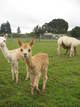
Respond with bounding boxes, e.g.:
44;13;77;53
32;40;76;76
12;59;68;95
18;39;49;95
57;36;80;56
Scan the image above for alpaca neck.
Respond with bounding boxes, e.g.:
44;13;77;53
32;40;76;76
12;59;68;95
26;56;33;68
1;45;10;60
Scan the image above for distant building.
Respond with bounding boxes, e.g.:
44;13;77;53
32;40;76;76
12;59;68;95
42;32;66;39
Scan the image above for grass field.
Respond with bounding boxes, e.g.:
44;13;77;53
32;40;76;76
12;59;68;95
0;39;80;107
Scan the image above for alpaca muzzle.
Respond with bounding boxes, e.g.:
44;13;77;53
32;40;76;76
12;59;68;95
24;53;27;58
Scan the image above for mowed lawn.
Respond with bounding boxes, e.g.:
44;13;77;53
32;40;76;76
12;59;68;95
0;38;80;107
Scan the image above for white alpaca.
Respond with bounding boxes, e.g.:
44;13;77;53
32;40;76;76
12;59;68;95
57;36;80;56
0;36;23;83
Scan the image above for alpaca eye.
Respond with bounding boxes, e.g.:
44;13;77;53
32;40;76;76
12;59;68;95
28;49;31;52
20;48;23;52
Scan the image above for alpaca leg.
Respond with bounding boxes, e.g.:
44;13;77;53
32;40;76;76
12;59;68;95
25;66;30;80
15;70;18;84
70;46;74;57
30;74;35;95
35;75;41;94
72;47;76;56
42;64;48;92
36;84;40;94
30;75;40;95
42;75;48;92
31;86;35;95
15;63;19;84
65;48;71;56
67;48;70;56
74;47;77;56
11;64;15;81
64;48;68;55
57;45;61;56
31;78;35;95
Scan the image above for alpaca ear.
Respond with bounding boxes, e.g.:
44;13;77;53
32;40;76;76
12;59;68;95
17;39;22;47
29;38;35;47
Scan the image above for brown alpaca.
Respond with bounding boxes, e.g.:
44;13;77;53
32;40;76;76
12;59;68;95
18;39;49;95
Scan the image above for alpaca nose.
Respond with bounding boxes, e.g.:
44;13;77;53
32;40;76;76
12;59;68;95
0;44;4;47
24;53;27;57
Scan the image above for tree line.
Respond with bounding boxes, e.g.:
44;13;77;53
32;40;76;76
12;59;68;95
33;19;80;38
0;19;80;38
0;21;11;34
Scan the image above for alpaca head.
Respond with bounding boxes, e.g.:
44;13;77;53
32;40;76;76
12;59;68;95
0;36;6;48
18;38;34;59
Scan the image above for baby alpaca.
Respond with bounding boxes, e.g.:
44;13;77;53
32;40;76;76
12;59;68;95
0;36;22;83
18;39;49;95
57;36;80;57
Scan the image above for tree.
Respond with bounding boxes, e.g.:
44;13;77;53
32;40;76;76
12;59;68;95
70;26;80;37
42;23;48;33
33;25;44;41
33;25;45;35
0;23;6;34
6;21;11;33
0;21;11;34
17;26;21;34
42;19;68;34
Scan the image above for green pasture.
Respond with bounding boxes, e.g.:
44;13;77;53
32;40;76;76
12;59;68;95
0;39;80;107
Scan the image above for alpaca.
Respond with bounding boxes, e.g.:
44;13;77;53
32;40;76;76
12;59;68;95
0;37;6;42
0;36;7;55
18;39;49;95
57;36;80;56
0;36;22;83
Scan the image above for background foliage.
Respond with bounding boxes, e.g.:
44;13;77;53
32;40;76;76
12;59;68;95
70;26;80;37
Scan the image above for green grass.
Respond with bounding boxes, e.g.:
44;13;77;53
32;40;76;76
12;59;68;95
0;39;80;107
